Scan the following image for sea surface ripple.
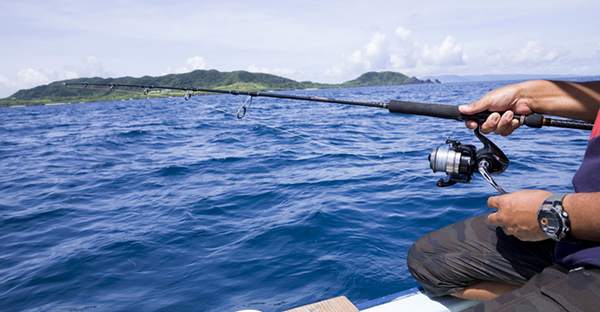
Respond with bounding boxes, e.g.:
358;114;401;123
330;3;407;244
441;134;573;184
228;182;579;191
0;79;595;311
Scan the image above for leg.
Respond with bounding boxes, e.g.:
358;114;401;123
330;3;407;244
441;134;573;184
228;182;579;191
407;213;555;298
453;281;521;301
461;265;600;311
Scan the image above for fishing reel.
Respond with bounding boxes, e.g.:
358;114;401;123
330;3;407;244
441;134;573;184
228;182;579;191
429;127;509;193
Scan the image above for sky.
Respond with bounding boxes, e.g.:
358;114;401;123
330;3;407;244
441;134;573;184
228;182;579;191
1;0;600;98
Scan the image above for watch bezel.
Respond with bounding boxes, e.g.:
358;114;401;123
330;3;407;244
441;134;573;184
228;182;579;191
537;206;566;239
537;193;571;242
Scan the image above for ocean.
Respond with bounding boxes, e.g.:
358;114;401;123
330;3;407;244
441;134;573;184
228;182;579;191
0;79;595;311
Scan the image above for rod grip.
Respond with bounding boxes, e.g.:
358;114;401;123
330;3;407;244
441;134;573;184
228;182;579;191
388;100;462;120
388;100;494;124
387;100;560;129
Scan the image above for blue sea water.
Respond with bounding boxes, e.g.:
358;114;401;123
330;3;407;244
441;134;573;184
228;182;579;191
0;79;596;311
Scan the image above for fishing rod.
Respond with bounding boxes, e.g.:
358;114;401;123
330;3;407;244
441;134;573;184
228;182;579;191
61;82;594;193
62;82;593;130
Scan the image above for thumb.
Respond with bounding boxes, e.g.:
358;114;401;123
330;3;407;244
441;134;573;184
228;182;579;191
459;99;487;115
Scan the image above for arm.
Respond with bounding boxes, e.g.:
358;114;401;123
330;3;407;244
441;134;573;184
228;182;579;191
459;80;600;135
563;192;600;242
488;191;600;242
465;80;600;241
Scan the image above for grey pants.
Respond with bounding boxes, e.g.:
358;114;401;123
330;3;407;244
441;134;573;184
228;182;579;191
407;213;600;311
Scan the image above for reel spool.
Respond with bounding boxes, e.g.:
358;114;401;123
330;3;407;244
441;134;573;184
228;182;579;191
429;127;509;193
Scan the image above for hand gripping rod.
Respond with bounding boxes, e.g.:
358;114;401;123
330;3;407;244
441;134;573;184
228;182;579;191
386;100;593;130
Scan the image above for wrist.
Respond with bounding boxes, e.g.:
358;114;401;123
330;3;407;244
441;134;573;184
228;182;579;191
514;80;541;113
537;193;578;243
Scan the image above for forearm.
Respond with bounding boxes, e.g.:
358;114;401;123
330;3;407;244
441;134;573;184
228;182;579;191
460;79;600;135
564;192;600;242
517;80;600;122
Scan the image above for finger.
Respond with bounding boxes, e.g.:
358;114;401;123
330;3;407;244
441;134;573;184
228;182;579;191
501;119;521;137
480;112;501;134
465;120;479;130
494;111;514;135
487;212;502;227
487;195;500;209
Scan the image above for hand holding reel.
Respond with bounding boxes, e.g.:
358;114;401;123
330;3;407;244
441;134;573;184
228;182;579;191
429;126;509;194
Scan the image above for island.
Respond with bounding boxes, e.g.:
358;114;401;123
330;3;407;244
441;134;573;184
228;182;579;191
0;70;436;107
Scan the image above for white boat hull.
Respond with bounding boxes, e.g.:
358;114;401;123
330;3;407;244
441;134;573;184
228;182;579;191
356;287;478;312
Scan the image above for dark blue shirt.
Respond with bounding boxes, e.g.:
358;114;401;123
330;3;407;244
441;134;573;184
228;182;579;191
557;109;600;268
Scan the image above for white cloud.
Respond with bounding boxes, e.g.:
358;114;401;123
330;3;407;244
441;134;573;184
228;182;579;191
0;56;114;98
247;65;298;77
163;55;207;75
346;50;364;65
327;27;467;79
395;27;411;40
391;32;467;70
525;41;599;75
324;50;365;78
325;32;392;78
17;68;51;86
0;73;16;98
365;32;389;69
70;56;113;78
480;40;578;72
513;40;567;64
324;26;587;79
420;36;467;66
186;56;206;71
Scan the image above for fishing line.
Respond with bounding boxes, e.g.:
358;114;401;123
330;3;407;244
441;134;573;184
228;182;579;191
62;84;433;181
61;82;596;131
186;96;438;183
62;85;165;97
59;82;595;192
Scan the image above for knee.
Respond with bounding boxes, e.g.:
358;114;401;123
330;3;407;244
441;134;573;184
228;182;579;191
406;235;434;284
406;237;424;274
406;233;458;297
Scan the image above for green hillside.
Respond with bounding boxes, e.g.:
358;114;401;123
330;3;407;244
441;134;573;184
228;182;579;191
0;70;432;107
341;71;418;87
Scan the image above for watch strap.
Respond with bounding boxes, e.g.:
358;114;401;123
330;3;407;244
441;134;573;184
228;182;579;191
543;193;568;206
539;193;575;242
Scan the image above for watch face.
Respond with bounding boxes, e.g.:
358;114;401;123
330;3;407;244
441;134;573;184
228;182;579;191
539;209;560;236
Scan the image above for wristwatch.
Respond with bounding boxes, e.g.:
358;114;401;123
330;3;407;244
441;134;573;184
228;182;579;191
537;193;573;242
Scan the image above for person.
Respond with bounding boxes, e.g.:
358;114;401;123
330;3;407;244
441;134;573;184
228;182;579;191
406;79;600;311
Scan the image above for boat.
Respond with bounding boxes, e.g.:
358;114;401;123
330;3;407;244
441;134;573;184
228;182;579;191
237;287;478;312
352;287;477;312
